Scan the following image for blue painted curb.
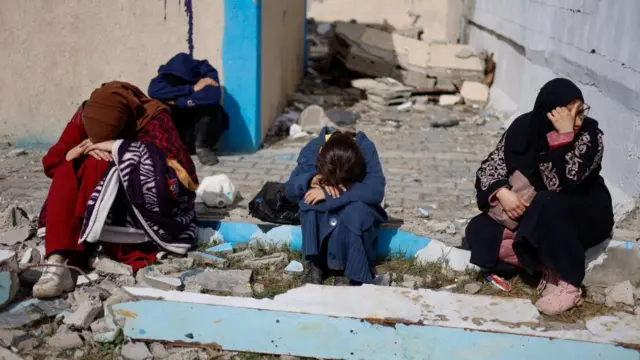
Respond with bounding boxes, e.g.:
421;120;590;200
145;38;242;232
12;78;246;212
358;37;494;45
199;221;432;258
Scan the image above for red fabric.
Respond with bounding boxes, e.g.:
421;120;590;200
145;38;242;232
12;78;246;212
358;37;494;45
40;107;195;271
546;131;575;149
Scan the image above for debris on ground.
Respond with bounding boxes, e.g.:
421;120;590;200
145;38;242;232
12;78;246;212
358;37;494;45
605;280;636;307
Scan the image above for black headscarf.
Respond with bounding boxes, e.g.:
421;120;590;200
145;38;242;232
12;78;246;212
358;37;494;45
504;78;584;177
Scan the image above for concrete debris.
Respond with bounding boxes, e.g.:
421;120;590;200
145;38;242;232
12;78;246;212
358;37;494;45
95;258;133;276
155;258;196;274
605;281;636;307
431;119;460;128
7;149;27;157
206;242;234;255
298;105;337;133
284;260;304;273
243;253;288;269
352;77;412;110
76;272;101;286
71;286;110;304
397;274;422;288
195;227;224;246
149;342;170;359
612;228;640;241
460;81;489;106
195;269;253;296
587;291;606;305
455;48;475;59
121;341;153;360
418;208;430;218
373;272;392;286
166;348;209;360
397;101;413;112
104;289;135;308
289;123;307;138
0;227;28;246
439;94;462;106
141;274;183;291
464;282;482;295
325;108;360;126
63;301;102;329
0;298;70;329
90;318;106;333
635;287;640;301
0;329;28;348
188;251;227;266
333;22;483;90
47;331;83;350
445;223;457;235
0;347;24;360
584;247;640;288
18;247;40;265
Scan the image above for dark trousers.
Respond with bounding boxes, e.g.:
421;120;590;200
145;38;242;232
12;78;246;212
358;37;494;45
170;105;228;154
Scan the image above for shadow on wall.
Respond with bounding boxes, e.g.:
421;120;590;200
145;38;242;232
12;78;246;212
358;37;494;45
218;87;254;154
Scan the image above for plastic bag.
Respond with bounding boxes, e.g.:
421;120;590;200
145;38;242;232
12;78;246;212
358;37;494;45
249;182;300;225
196;174;237;208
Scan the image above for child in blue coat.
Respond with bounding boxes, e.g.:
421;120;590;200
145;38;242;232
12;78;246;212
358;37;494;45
285;127;387;285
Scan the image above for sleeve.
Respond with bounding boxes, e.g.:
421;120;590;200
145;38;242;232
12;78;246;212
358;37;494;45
198;60;220;83
136;110;198;185
475;134;509;209
323;140;386;211
285;137;323;202
148;75;193;101
537;126;604;191
42;106;87;178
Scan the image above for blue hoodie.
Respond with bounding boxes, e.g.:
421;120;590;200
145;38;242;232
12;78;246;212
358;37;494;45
148;53;222;108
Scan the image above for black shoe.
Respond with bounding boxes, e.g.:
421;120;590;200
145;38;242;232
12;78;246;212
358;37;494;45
301;263;326;285
334;276;362;286
196;148;219;166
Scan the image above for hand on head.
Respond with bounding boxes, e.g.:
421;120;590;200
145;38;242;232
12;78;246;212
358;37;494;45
547;100;583;133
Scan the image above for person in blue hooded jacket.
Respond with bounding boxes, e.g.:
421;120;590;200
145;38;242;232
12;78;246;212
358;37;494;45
149;53;229;165
285;127;387;285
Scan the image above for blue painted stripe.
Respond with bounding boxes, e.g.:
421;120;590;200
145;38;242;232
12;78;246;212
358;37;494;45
203;221;431;258
115;301;639;360
220;0;262;153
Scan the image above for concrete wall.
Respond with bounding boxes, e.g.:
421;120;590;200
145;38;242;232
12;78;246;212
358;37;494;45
0;0;223;143
466;0;640;216
308;0;463;43
260;0;306;138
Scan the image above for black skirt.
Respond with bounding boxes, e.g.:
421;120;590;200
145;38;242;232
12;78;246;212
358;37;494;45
465;177;613;286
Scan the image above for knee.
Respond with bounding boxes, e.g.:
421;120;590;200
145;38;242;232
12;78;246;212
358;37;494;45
341;202;374;233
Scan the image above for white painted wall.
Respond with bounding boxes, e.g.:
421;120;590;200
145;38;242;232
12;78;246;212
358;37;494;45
467;0;640;215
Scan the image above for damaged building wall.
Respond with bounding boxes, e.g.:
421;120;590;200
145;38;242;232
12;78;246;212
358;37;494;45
260;0;306;141
0;0;224;144
308;0;463;43
467;0;640;215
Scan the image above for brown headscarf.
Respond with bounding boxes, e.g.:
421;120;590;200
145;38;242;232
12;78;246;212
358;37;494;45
82;81;168;143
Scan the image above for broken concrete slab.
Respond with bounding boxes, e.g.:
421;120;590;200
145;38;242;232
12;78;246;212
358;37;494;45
298;105;337;133
0;227;28;246
142;274;183;291
121;341;152;360
63;301;102;329
325;108;360;127
149;342;170;359
229;249;255;261
0;329;28;348
284;260;304;273
605;281;636;307
155;258;196;274
95;258;133;276
0;250;19;310
0;298;70;329
76;272;101;286
584;247;640;289
194;269;253;296
333;22;484;90
0;347;23;360
460;81;489;105
243;253;288;269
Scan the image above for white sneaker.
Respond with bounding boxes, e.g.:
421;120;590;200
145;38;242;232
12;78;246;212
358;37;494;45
32;255;75;299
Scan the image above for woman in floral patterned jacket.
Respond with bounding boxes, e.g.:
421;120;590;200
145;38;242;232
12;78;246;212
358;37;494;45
465;78;613;315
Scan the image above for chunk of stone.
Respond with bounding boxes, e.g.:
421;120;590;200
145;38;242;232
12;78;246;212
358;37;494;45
439;94;462;106
228;249;254;261
0;329;28;347
373;273;391;286
460;81;489;105
155;258;195;273
634;287;640;301
0;298;70;329
121;342;152;360
47;332;83;350
8;149;27;157
19;247;40;265
145;275;182;291
284;260;304;273
64;301;102;329
605;280;636;307
95;258;133;276
149;342;170;359
195;269;252;296
76;273;101;286
243;253;288;269
398;274;422;288
166;348;208;360
90;318;106;333
0;227;28;246
104;288;135;307
464;282;482;295
299;105;335;133
325;108;360;126
0;347;24;360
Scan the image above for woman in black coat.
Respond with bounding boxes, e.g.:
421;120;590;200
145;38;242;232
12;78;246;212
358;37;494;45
465;78;613;315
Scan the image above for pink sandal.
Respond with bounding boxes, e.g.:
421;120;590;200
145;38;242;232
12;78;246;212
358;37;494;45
537;268;560;297
535;279;582;315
